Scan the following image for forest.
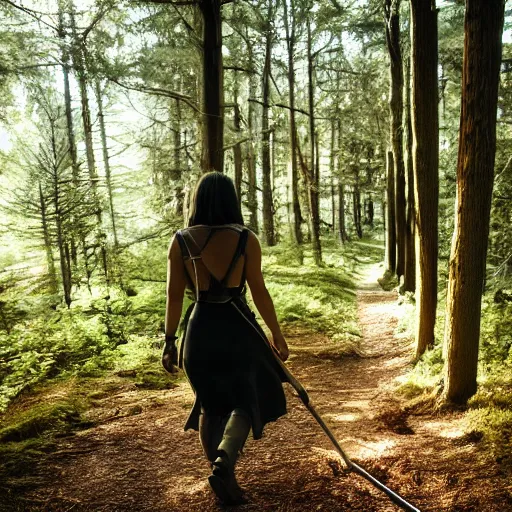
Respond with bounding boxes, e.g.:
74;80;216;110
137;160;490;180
0;0;511;510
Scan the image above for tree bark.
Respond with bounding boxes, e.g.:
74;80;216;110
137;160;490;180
385;0;406;279
95;80;119;250
70;5;108;281
58;7;80;266
330;119;336;233
246;41;259;233
261;0;275;246
70;7;97;189
200;0;224;172
353;169;363;239
365;193;374;227
337;118;348;243
403;55;416;292
385;149;397;272
307;13;322;265
173;92;184;215
49;120;72;307
233;75;242;206
39;182;58;293
444;0;505;404
410;0;439;358
283;0;302;244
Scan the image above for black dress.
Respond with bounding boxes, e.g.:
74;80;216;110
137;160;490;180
175;225;288;440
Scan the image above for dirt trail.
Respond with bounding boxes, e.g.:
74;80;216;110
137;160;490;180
10;264;511;511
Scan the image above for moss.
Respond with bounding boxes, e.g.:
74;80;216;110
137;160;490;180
0;397;89;442
134;369;177;390
378;269;399;291
465;406;512;465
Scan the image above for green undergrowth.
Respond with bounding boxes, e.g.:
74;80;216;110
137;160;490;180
0;235;378;473
393;281;512;469
261;237;384;351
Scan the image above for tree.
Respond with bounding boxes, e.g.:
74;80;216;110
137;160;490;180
200;0;224;172
261;0;276;246
384;0;406;280
283;0;303;245
403;54;416;292
443;0;505;404
385;149;396;271
305;6;322;265
4;93;94;306
410;0;439;358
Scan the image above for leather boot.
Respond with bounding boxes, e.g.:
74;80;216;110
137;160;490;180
199;411;227;464
208;408;251;505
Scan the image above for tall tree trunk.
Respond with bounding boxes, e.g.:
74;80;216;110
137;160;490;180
385;0;406;279
336;118;348;243
444;0;505;404
95;80;119;250
233;75;243;206
70;8;97;188
70;6;108;281
246;43;259;233
261;0;275;246
173;91;184;215
404;55;416;292
330;118;336;233
283;0;302;244
410;0;439;358
353;168;363;239
366;193;374;227
307;13;322;265
385;149;397;272
200;0;223;172
49;120;72;307
58;4;80;266
39;182;58;293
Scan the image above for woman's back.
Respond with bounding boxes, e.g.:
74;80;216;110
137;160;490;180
179;224;247;292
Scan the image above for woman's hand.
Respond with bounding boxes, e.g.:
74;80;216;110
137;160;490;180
162;335;179;374
272;333;289;362
162;350;179;374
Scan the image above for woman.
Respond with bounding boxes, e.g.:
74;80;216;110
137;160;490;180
162;172;289;505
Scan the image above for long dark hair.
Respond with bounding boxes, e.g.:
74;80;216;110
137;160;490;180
188;172;244;227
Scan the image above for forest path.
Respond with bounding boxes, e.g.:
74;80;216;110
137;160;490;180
18;263;510;512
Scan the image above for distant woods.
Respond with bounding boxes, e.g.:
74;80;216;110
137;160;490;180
0;0;511;406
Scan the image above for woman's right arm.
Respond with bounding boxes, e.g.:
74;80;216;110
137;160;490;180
245;231;289;361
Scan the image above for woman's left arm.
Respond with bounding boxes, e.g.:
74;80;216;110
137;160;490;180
163;235;187;373
165;235;187;336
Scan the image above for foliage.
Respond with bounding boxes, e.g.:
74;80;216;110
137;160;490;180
395;280;512;466
466;366;512;466
261;238;383;347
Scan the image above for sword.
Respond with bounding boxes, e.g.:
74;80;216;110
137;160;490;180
273;352;421;512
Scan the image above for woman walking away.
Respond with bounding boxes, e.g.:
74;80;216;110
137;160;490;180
162;172;289;505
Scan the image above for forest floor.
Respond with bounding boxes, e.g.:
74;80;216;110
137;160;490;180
2;262;511;512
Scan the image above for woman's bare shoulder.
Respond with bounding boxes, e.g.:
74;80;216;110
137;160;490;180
245;229;261;253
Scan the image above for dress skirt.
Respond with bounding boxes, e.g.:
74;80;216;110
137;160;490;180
181;299;287;440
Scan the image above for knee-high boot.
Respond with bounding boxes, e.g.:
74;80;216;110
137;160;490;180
199;412;227;464
208;408;251;505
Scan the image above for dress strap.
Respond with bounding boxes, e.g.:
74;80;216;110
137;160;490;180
220;228;249;287
176;230;200;299
176;230;190;258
